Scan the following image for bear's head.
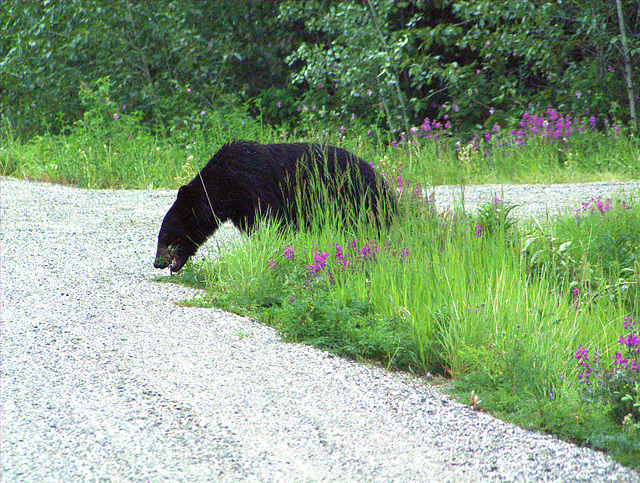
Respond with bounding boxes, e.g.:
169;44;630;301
154;184;223;273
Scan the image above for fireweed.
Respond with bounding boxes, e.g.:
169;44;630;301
392;106;629;183
260;234;420;370
574;196;618;219
401;106;603;150
448;107;614;157
576;317;640;424
269;237;412;286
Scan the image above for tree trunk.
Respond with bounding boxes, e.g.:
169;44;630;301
616;0;638;131
365;0;411;135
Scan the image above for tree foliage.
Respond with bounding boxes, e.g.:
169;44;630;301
1;0;292;138
1;0;638;140
280;0;639;134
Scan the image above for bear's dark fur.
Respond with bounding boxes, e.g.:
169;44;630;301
154;140;396;272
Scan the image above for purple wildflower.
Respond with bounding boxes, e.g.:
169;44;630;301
283;245;295;259
306;251;329;275
624;317;635;330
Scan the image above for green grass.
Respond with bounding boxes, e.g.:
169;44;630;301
2;96;639;189
0;107;285;189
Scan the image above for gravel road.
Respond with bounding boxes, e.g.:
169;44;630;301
2;176;639;482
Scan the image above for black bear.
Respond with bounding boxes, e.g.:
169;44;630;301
154;140;396;272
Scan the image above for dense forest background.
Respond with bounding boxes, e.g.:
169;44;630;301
2;0;638;141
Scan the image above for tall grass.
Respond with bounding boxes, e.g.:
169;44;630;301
187;190;637;376
0;107;283;188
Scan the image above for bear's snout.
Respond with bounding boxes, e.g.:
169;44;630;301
154;245;188;273
154;246;172;270
153;257;170;269
169;255;187;273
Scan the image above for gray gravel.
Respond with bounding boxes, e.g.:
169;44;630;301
429;180;639;219
2;176;639;483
